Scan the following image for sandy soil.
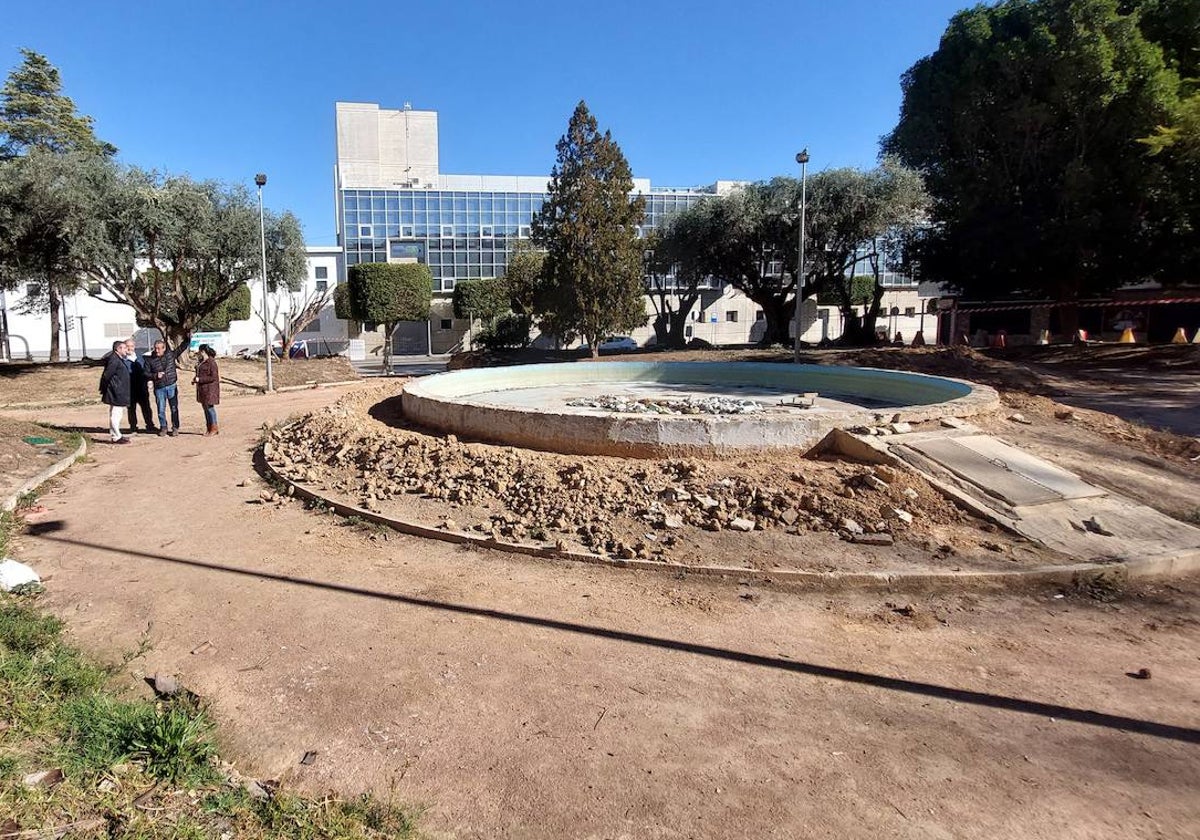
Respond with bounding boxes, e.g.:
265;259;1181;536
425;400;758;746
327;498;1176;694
0;357;359;408
3;389;1199;839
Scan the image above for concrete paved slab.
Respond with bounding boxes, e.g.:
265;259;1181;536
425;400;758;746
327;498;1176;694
868;430;1200;568
907;435;1107;507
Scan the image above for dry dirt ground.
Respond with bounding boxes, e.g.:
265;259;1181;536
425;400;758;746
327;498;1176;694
2;382;1199;839
0;417;76;504
267;385;1049;574
0;356;359;408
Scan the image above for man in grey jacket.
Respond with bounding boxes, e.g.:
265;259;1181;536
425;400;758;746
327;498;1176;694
98;340;131;444
144;339;181;436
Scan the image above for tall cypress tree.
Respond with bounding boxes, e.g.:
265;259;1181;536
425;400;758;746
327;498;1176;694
0;49;115;159
0;49;115;360
532;101;647;356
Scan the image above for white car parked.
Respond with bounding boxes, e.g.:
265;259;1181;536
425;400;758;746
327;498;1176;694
588;335;638;352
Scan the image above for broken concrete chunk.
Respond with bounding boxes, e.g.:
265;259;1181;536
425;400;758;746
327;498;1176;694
852;533;895;546
887;421;913;434
862;474;889;492
839;517;864;535
1082;517;1114;537
1007;413;1033;425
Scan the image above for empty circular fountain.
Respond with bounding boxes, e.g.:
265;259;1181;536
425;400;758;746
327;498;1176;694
400;361;998;457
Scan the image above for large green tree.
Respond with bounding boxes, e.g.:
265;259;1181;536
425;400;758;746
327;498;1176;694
78;168;308;355
883;0;1195;306
0;50;114;360
692;179;801;347
801;160;929;344
532;101;647;357
0;150;93;360
645;204;720;349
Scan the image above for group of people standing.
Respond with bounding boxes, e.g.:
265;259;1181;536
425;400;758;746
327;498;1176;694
98;339;222;443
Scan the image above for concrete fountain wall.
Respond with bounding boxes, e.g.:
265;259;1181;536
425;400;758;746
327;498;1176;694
400;361;999;458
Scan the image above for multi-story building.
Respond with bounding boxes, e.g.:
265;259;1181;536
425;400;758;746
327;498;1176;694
334;101;747;352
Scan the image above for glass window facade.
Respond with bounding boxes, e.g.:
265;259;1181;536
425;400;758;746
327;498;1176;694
339;188;709;293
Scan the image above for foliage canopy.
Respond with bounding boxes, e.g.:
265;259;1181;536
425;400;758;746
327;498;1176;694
884;0;1198;299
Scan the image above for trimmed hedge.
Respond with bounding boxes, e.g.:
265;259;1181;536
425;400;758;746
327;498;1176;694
346;263;432;323
452;277;509;321
333;282;353;321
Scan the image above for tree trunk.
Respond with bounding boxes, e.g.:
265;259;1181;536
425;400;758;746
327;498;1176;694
48;285;61;363
668;292;699;348
652;312;670;348
382;322;395;375
667;308;691;348
750;294;792;347
860;282;886;345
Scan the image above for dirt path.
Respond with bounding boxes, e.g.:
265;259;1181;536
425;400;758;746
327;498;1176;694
3;390;1199;839
1030;366;1200;437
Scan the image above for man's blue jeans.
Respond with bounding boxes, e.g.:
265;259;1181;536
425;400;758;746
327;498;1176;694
155;384;180;431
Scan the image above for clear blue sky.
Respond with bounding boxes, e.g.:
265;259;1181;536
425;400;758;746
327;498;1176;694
4;0;969;244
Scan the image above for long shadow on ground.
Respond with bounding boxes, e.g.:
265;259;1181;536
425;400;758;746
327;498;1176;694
30;528;1200;746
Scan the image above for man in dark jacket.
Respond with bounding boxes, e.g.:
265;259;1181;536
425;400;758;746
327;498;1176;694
124;339;155;433
99;340;132;444
144;339;181;436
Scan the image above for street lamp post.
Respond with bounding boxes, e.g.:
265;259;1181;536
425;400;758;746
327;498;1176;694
792;149;810;363
255;173;273;392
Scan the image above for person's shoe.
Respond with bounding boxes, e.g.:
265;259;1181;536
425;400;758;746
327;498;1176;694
203;425;213;437
211;424;219;435
114;437;131;445
168;428;179;437
157;428;167;437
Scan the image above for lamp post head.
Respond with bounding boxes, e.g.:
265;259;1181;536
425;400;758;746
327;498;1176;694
796;149;810;165
254;173;267;187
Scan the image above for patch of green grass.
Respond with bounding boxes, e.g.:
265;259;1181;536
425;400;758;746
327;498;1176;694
15;489;39;510
0;510;17;557
0;590;424;837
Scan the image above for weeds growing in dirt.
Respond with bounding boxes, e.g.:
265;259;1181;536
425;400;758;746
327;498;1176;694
0;583;422;838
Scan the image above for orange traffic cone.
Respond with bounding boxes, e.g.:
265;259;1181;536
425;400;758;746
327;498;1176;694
1074;329;1089;344
1037;329;1051;345
1118;327;1136;343
1192;328;1200;344
1171;327;1188;344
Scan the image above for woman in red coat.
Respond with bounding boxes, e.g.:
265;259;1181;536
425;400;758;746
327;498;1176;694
192;344;221;436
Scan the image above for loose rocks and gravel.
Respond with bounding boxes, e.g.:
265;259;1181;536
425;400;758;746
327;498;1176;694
262;386;1053;573
566;394;763;415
